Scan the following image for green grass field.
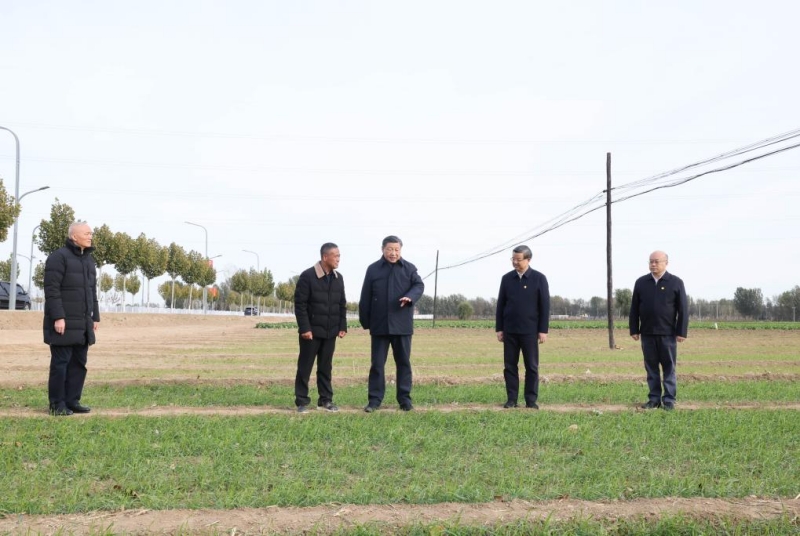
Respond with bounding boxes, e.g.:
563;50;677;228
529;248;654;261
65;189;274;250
1;324;798;534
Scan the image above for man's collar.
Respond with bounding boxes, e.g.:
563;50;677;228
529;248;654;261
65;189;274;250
66;238;93;255
381;257;404;267
314;262;338;279
652;271;669;281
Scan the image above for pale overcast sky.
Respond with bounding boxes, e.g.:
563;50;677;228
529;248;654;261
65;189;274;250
1;1;798;305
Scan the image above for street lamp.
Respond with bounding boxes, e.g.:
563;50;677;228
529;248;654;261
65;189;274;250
29;224;40;296
0;126;20;310
206;255;222;310
8;174;50;311
242;249;260;271
185;221;208;314
15;253;33;297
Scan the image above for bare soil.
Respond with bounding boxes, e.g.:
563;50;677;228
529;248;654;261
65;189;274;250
1;401;799;419
2;312;798;534
0;498;797;535
2;312;797;388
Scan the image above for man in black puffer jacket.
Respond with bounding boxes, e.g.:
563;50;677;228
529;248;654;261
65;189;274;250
293;242;347;413
43;221;100;416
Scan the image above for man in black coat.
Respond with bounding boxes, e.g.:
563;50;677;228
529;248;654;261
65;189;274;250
43;221;100;416
629;250;689;411
293;243;347;413
495;245;550;409
359;235;424;412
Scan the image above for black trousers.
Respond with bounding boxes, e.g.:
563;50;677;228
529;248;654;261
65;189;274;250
641;335;677;404
294;336;337;407
503;333;540;406
368;335;412;407
48;344;89;409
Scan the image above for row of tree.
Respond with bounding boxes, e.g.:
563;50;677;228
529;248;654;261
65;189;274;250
408;286;800;321
157;270;276;311
0;194;285;311
0;197;223;310
2;187;798;319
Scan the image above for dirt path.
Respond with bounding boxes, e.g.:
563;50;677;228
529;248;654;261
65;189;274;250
1;401;799;419
1;497;797;535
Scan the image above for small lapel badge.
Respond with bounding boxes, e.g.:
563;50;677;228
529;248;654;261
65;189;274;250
523;285;527;289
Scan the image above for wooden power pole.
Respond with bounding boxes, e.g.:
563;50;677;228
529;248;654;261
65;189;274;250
606;152;616;349
432;250;439;328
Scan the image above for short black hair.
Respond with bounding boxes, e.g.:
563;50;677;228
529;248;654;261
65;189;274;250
382;235;403;248
320;242;338;258
512;245;532;260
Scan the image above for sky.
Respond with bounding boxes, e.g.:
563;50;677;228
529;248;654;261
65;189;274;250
1;1;799;306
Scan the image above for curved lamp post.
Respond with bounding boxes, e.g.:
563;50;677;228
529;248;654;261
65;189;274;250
185;221;208;314
29;224;41;295
242;249;260;271
0;126;20;310
9;186;50;307
15;253;32;292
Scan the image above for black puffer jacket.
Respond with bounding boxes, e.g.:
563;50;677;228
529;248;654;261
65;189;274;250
43;239;100;346
294;262;347;339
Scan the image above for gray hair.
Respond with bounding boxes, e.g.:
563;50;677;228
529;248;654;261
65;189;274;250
382;235;403;248
512;245;532;260
68;220;90;237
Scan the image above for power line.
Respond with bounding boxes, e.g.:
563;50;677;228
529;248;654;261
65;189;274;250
422;129;800;280
612;140;800;204
615;127;800;192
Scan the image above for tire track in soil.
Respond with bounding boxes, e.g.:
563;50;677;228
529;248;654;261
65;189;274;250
1;498;797;535
1;402;798;418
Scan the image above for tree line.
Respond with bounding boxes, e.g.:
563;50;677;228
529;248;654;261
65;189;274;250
410;286;800;322
0;198;254;311
1;190;797;319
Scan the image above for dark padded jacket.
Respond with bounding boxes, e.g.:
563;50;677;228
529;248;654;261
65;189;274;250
294;262;347;339
43;239;100;346
629;271;688;338
359;257;424;336
495;267;550;335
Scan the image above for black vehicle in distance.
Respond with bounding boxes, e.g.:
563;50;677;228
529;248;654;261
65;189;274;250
0;281;32;310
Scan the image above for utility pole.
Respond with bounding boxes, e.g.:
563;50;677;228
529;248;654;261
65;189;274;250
185;221;208;314
432;250;439;328
606;152;616;349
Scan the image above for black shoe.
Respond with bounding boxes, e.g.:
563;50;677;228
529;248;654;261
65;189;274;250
525;403;539;410
68;403;91;414
364;404;379;413
641;401;661;409
399;403;413;412
50;406;73;416
662;403;675;411
503;401;518;409
318;402;339;412
297;405;309;414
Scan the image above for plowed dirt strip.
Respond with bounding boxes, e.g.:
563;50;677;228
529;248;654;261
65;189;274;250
1;498;797;535
1;402;798;418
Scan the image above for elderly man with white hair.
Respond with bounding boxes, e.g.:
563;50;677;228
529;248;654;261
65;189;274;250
629;250;689;411
43;221;100;416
